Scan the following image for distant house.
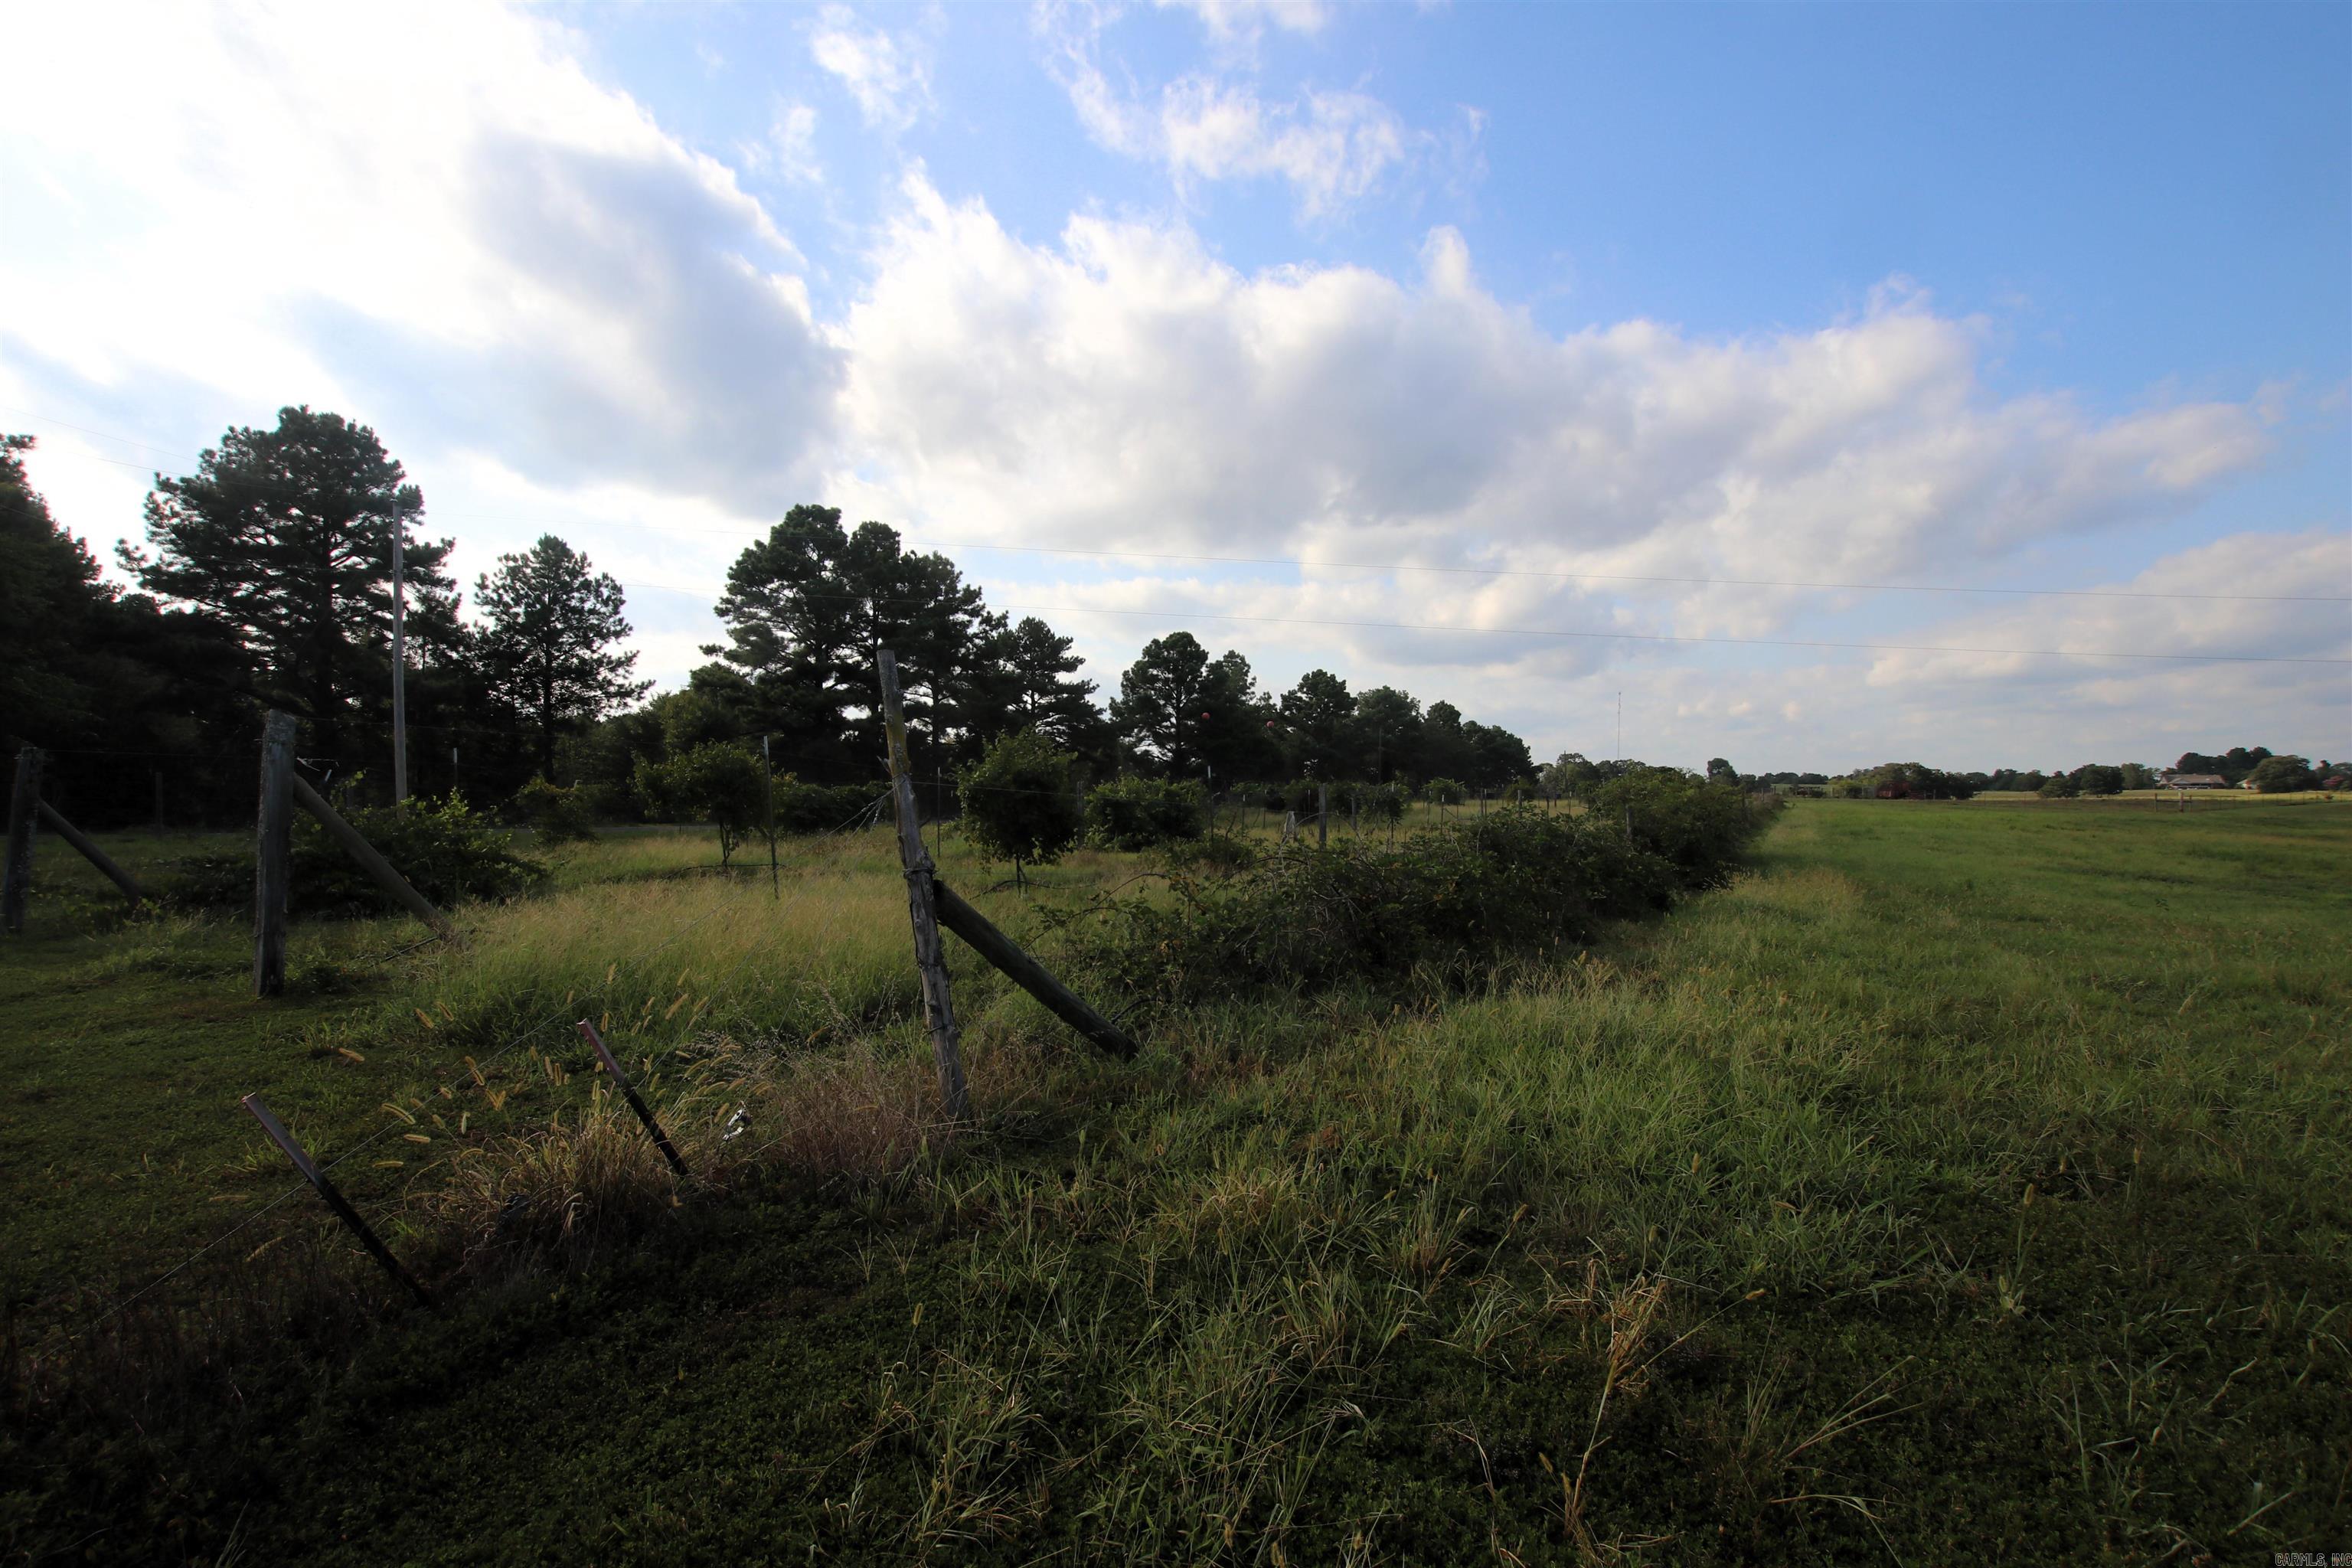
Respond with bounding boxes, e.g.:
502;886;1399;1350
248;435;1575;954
2160;773;2229;789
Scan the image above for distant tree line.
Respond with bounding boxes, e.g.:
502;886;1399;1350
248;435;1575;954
1;409;1539;829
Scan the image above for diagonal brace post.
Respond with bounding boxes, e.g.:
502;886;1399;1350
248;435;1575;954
578;1021;690;1178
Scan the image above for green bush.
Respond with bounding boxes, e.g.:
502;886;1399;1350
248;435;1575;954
158;792;547;916
958;730;1082;884
1423;777;1467;806
1084;776;1208;851
1058;795;1773;1012
513;777;599;843
635;742;767;867
773;776;888;835
1581;769;1762;890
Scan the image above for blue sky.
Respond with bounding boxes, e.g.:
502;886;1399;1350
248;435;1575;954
3;1;2345;772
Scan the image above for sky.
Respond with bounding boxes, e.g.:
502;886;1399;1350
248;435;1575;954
2;0;2346;774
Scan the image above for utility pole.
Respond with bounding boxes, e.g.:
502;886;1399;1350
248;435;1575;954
390;518;408;812
1615;691;1622;764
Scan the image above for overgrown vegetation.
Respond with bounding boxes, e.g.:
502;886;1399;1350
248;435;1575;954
156;789;546;914
1065;783;1769;1011
1084;775;1209;851
3;799;2347;1563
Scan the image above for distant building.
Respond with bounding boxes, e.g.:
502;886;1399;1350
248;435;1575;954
2160;773;2229;789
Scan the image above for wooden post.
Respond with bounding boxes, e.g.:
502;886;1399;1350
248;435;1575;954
390;519;408;812
3;747;40;936
878;650;969;1124
289;775;460;942
254;712;296;996
35;803;144;907
1317;784;1328;848
761;736;779;900
153;769;166;830
932;877;1138;1060
578;1021;690;1178
241;1093;430;1308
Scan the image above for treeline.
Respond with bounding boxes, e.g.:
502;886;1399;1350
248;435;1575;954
1819;750;2341;800
2;409;1537;829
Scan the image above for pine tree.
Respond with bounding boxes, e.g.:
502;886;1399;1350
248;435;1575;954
706;505;997;779
474;535;651;780
1003;616;1106;753
121;407;452;763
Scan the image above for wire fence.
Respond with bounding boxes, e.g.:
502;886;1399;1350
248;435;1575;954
40;787;897;1353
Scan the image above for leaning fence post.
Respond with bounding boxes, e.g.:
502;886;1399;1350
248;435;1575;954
1317;784;1328;848
240;1093;430;1308
4;746;41;936
578;1021;689;1178
877;649;970;1125
36;802;145;908
929;877;1140;1060
290;774;459;944
253;712;296;997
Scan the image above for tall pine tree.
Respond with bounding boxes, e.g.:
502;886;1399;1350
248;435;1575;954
704;505;998;779
122;407;453;763
1002;616;1107;755
474;535;651;780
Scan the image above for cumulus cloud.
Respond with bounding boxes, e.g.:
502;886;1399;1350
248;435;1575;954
809;5;934;133
0;1;838;512
1157;0;1333;47
1038;2;1430;217
834;180;2274;633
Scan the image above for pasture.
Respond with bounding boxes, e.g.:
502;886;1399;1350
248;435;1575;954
3;796;2347;1563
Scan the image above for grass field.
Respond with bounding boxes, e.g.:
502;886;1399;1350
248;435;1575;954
4;796;2347;1563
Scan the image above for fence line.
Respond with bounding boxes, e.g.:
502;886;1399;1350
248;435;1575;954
50;792;893;1346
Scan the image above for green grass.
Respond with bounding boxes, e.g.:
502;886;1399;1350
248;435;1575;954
5;798;2349;1563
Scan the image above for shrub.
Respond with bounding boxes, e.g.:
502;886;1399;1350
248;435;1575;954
1581;769;1761;890
1834;762;1978;800
1057;795;1773;1013
1085;776;1208;851
635;742;767;867
513;777;599;843
959;729;1082;885
773;777;889;835
157;792;547;916
1424;777;1467;806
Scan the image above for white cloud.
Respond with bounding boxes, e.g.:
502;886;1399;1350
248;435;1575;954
1155;0;1332;55
808;5;933;134
0;1;839;514
1038;3;1433;217
742;100;824;185
1;8;2328;768
836;179;2271;597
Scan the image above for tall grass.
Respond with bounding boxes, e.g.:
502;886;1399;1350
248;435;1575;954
6;799;2347;1563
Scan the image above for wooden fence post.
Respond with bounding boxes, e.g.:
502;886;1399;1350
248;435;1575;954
578;1021;690;1178
241;1093;430;1308
929;878;1139;1060
877;650;969;1125
1317;784;1328;848
3;747;41;936
35;803;144;908
254;711;296;997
